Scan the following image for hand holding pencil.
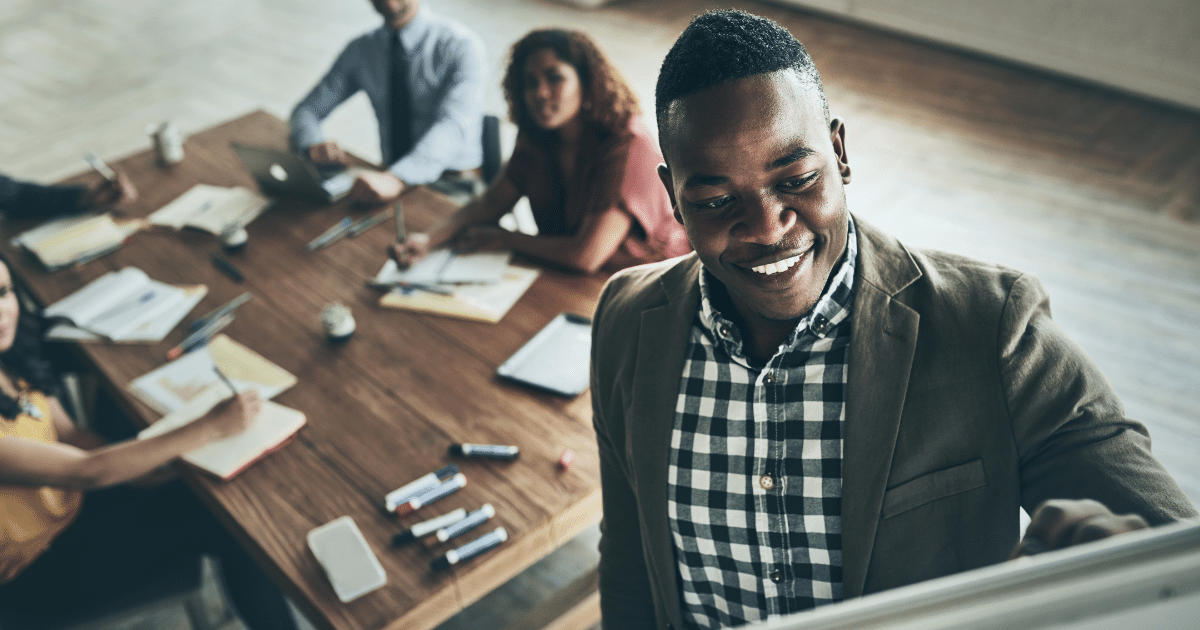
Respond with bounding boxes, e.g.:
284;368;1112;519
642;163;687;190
82;152;138;209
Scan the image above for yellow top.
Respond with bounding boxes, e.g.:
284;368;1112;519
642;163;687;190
0;382;83;584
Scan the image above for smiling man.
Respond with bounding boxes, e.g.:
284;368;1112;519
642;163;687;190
589;9;1196;630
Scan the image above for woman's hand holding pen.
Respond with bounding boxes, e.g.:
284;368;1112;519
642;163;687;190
80;171;137;209
389;232;432;269
198;390;262;441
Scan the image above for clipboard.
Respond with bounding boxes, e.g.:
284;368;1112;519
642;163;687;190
497;313;591;397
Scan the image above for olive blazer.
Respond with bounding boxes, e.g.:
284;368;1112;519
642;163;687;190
589;215;1196;630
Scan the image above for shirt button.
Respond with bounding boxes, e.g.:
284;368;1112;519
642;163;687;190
770;569;783;583
763;372;775;384
759;474;775;490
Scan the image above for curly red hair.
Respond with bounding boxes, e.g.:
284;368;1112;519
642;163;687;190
503;29;640;137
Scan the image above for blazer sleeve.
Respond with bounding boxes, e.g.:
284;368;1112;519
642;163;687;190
1000;274;1197;523
591;277;659;630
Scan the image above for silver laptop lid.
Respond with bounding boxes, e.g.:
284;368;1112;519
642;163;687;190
231;143;348;203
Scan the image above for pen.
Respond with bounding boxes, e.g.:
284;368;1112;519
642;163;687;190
212;254;244;283
393;473;467;517
306;217;353;251
393;201;406;244
384;464;459;512
391;508;468;546
213;366;238;396
431;527;508;571
434;503;495;543
449;443;520;461
348;208;393;237
83;151;118;183
167;313;234;360
191;292;251;331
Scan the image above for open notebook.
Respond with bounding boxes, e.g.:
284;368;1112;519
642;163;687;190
138;386;306;480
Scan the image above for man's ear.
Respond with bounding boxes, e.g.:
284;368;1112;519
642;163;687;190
657;163;683;225
830;117;851;184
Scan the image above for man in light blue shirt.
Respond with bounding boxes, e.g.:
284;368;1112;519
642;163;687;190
289;0;486;203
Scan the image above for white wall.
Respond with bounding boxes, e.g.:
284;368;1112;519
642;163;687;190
771;0;1200;112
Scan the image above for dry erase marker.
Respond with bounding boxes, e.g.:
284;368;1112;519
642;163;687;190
84;151;118;183
384;464;459;512
435;503;494;543
391;508;467;546
394;473;467;517
431;527;508;571
449;443;520;461
212;254;244;283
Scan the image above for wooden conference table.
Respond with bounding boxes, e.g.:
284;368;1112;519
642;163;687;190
1;111;608;630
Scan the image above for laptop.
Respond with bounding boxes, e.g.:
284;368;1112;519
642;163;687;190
232;143;359;203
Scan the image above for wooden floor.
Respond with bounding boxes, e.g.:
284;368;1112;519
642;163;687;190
2;0;1198;628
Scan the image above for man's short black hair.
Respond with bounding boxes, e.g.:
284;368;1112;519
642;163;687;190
655;9;828;136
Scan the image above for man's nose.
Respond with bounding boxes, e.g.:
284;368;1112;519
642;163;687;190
735;192;795;245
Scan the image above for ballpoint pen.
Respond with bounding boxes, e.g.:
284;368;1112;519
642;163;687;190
393;201;406;244
348;207;393;237
84;151;118;183
306;217;353;251
213;366;238;396
191;292;251;331
167;313;234;360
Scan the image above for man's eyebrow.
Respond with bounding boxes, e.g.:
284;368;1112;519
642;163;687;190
769;147;816;170
683;173;728;189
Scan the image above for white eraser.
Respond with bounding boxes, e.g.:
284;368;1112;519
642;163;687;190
307;516;387;603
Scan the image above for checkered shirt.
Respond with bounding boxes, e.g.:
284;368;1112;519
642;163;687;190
668;217;858;629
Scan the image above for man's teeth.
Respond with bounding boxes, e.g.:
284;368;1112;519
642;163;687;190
751;254;802;275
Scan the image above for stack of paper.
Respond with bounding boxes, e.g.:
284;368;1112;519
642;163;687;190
372;250;540;324
127;333;297;415
12;213;145;270
138;385;306;480
148;184;270;234
42;267;206;343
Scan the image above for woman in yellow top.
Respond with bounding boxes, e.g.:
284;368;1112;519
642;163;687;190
0;259;298;629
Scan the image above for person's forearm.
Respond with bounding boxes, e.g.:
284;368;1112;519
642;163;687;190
69;419;224;488
426;197;505;249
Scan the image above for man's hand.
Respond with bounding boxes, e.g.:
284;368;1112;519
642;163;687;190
80;171;137;209
454;225;511;253
307;141;349;166
1011;498;1148;559
389;232;431;269
349;171;405;204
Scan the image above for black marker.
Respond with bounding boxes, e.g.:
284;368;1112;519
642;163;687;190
212;254;244;283
449;443;519;461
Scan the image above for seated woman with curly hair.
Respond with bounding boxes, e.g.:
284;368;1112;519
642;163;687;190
393;28;690;273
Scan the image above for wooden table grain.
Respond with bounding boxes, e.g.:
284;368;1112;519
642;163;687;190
0;110;606;630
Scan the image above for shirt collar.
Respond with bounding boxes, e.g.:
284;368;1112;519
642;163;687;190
394;4;431;51
698;214;859;358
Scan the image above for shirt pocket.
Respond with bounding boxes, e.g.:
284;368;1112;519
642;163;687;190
882;459;988;519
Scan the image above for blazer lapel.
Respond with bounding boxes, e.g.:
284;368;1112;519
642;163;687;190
841;217;922;597
628;255;701;629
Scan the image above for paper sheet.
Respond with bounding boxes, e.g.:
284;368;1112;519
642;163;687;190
372;249;512;288
148;184;269;234
378;266;540;324
127;334;297;415
13;214;143;269
46;285;207;343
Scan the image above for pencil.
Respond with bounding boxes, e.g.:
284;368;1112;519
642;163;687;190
213;366;238;397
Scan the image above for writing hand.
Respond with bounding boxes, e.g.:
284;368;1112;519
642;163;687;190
349;171;405;204
1011;498;1148;559
81;171;137;209
200;390;263;441
307;142;349;166
389;232;431;269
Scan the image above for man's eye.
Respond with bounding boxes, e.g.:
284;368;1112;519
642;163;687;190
692;196;732;210
781;173;818;190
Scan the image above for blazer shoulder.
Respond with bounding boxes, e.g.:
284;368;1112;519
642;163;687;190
597;254;698;322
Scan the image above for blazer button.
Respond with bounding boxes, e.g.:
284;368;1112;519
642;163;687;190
770;569;784;583
719;325;731;338
763;372;775;384
759;474;775;490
